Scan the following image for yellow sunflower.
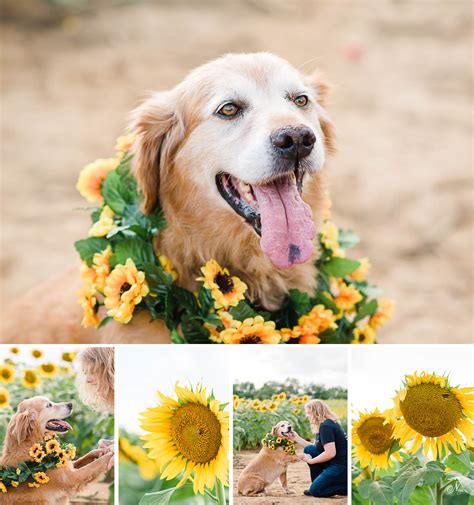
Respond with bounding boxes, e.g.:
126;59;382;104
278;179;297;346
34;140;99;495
115;133;136;158
298;304;337;343
104;258;149;324
348;257;371;282
80;246;112;293
220;315;281;344
369;298;395;330
0;364;16;384
204;311;240;344
34;472;49;484
119;437;160;480
140;382;229;495
22;369;42;389
0;482;7;493
293;409;301;415
89;205;116;237
159;255;178;282
198;259;247;310
31;349;43;359
390;371;474;458
45;439;60;454
332;281;363;312
320;221;339;251
352;408;402;472
352;325;376;345
37;362;59;379
77;283;100;328
9;347;20;354
0;387;10;409
76;157;118;204
62;352;77;363
29;443;45;462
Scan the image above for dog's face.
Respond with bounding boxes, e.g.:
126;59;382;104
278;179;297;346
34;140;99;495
132;53;334;269
271;420;293;438
9;396;73;444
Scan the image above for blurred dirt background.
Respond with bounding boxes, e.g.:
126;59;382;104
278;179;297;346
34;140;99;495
0;0;472;343
234;450;347;504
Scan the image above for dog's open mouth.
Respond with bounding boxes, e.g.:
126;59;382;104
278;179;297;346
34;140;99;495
216;168;315;269
46;419;72;433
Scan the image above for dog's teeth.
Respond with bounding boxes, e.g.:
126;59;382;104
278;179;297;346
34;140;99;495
239;181;250;192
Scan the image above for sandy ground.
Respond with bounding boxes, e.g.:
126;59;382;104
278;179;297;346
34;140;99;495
1;0;472;343
233;450;347;504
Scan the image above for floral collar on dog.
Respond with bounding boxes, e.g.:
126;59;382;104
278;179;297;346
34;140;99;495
74;135;393;344
0;433;76;494
262;433;297;455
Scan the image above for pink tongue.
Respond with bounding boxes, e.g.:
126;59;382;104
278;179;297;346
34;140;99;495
253;178;315;269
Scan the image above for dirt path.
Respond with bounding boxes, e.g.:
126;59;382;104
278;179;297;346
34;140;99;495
1;0;472;343
233;450;347;505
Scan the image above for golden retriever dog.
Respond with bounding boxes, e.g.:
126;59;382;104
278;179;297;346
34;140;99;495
1;396;113;504
1;52;335;344
238;421;301;497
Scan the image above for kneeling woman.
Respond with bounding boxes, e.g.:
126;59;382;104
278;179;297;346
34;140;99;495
289;399;347;497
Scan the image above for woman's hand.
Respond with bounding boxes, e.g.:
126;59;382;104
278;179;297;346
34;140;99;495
302;453;314;464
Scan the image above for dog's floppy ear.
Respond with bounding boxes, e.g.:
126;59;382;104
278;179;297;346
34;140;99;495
305;71;336;156
271;425;279;436
7;404;38;445
130;89;185;214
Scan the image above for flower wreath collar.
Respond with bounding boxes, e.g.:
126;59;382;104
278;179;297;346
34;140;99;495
74;135;394;344
262;433;297;455
0;433;76;494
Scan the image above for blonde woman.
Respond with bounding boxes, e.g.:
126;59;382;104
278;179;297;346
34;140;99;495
76;347;115;468
288;399;347;497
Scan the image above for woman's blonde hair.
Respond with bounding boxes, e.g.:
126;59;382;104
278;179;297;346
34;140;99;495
76;347;114;415
305;399;338;432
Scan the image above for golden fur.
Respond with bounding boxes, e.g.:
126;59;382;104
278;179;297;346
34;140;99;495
0;52;335;344
237;421;301;497
0;397;113;504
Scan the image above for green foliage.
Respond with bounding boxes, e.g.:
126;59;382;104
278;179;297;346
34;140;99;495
233;378;347;400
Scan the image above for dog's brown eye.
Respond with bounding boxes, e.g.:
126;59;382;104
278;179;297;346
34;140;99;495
217;102;241;118
294;95;309;108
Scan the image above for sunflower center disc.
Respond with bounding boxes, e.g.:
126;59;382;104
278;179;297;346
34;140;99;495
357;416;393;455
25;371;36;383
400;383;462;437
171;403;222;464
214;272;234;294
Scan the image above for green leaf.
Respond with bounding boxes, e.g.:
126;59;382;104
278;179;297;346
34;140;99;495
74;237;109;266
288;289;311;314
421;461;444;486
392;460;443;505
359;479;394;505
102;169;137;214
181;315;210;343
407;486;433;505
172;286;199;315
320;257;361;277
446;450;471;475
143;263;173;293
138;487;176;505
114;237;156;269
338;228;360;250
229;301;257;321
97;316;113;329
170;329;185;344
446;472;474;495
354;299;378;323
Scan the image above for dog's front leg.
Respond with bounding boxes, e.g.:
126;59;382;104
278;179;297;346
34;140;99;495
279;471;293;494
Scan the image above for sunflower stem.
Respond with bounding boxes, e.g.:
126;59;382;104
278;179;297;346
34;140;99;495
435;481;443;505
216;478;226;505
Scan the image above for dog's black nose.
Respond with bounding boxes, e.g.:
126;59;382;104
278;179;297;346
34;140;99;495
67;402;73;410
271;125;316;161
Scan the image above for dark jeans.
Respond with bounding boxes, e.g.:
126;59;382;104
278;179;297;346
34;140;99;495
304;445;348;497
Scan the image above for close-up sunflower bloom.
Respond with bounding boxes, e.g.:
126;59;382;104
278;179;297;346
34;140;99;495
0;387;10;409
37;362;59;379
139;382;229;499
21;369;42;389
390;371;474;458
220;315;281;344
198;259;247;310
352;408;402;472
88;205;116;238
104;258;149;324
76;157;118;204
0;364;16;384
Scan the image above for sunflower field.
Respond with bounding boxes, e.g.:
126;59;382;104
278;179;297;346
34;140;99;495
0;348;114;465
233;391;348;451
352;371;474;505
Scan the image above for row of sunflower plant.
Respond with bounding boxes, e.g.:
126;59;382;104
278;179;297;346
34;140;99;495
75;135;394;343
0;348;114;467
233;391;347;451
120;382;229;504
352;371;474;505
